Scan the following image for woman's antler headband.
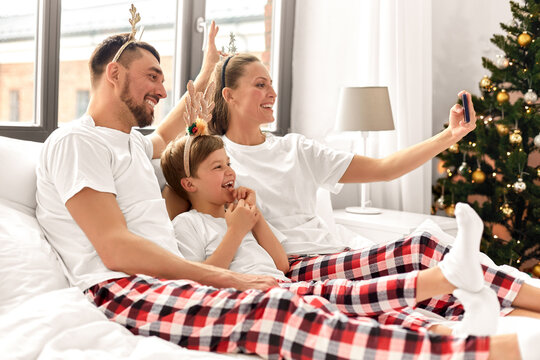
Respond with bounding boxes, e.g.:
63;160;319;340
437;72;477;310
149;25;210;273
183;80;216;177
112;4;145;63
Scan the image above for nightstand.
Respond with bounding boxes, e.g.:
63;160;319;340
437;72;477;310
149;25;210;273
333;208;457;244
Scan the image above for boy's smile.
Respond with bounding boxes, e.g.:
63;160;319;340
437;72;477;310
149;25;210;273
188;148;236;213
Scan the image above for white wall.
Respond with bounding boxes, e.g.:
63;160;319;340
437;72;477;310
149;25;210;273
431;0;512;182
291;0;513;212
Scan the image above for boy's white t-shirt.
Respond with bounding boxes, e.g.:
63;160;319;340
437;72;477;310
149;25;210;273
222;133;354;255
172;209;290;282
36;116;182;291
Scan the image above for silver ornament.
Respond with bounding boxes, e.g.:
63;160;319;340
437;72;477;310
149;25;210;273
513;177;526;193
495;55;509;69
534;133;540;148
435;196;445;210
524;89;538;104
458;162;470;176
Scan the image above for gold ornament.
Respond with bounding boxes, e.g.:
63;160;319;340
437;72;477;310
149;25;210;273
496;123;510;135
500;203;514;218
448;143;460;153
497;89;509;104
445;203;456;217
509;129;522;146
513;177;526;193
518;32;532;47
435;196;445;210
537;167;540;178
472;169;486;183
480;75;492;90
532;263;540;278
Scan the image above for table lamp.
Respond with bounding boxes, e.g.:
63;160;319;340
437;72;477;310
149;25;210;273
335;86;395;215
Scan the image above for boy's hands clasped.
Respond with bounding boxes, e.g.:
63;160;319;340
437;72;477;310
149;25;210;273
225;199;260;237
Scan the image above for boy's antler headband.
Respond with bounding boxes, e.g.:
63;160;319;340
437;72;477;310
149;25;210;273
111;4;145;63
183;80;216;177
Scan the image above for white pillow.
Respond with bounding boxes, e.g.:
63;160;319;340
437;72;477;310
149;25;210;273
0;200;69;315
0;136;42;213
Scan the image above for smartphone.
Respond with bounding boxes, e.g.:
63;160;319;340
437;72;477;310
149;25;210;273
462;93;471;123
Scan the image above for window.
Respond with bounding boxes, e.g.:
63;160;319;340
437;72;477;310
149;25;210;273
0;0;37;126
75;90;89;119
9;90;21;122
0;0;294;141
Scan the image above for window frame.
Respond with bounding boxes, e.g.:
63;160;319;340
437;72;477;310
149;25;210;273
0;0;294;140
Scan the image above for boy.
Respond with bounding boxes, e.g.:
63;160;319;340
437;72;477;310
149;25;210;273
160;133;502;338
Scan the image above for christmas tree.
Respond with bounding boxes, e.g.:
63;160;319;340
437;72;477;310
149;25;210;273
433;0;540;275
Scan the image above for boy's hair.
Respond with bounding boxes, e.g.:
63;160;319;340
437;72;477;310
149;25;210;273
161;135;225;200
89;33;160;88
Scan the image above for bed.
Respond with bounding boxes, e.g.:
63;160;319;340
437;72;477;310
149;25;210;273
1;134;538;359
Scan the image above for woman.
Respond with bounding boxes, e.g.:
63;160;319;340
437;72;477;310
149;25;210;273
191;53;539;321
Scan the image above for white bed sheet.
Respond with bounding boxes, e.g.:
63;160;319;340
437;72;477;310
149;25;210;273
0;287;245;360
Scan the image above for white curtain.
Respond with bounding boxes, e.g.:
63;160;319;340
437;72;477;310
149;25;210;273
291;0;432;213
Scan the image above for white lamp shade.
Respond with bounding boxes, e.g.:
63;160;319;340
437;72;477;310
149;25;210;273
336;87;395;132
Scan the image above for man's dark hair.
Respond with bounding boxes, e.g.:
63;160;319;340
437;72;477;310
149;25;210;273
89;33;160;87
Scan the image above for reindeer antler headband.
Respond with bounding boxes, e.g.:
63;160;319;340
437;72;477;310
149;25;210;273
111;4;145;63
183;80;216;177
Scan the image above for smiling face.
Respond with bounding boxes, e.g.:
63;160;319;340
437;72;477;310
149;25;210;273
119;48;166;128
227;61;276;128
190;148;236;206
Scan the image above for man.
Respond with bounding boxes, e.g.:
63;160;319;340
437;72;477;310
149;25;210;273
35;15;522;360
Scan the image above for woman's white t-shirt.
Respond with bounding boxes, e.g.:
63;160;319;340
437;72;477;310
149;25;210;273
172;209;289;282
36;116;181;291
222;133;354;255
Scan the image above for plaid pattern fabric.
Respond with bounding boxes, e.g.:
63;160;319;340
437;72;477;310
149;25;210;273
87;275;490;359
287;232;524;321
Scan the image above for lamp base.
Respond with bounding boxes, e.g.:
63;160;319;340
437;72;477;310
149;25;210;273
345;206;382;215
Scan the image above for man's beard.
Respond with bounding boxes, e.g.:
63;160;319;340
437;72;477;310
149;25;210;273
120;78;154;128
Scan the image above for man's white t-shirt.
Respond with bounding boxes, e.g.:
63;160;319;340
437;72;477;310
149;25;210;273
36;116;182;291
222;133;354;255
172;210;289;282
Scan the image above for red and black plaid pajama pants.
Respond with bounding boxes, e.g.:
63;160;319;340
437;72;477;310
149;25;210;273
286;231;524;320
87;274;490;359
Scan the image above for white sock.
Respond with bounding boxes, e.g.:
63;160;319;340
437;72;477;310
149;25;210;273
452;286;500;336
439;202;484;292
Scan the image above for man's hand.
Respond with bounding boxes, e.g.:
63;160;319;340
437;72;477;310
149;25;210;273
234;273;279;291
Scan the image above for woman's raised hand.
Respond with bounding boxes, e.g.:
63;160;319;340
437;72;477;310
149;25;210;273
447;91;477;141
201;21;227;75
